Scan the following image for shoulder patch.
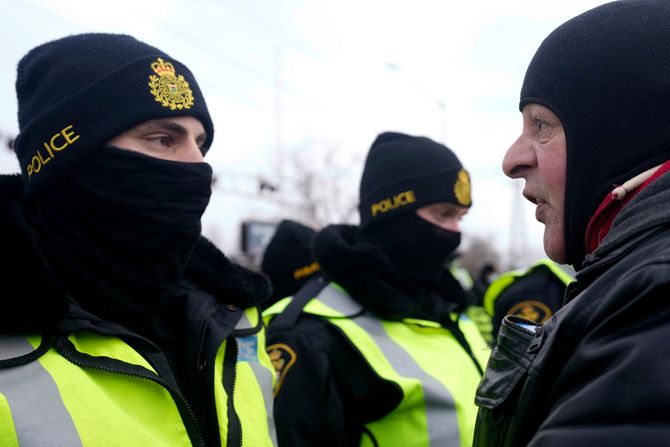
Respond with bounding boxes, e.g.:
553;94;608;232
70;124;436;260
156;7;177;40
507;300;553;323
267;343;297;396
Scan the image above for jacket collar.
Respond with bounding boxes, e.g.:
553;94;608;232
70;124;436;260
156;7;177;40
575;172;670;288
312;224;468;322
588;171;670;264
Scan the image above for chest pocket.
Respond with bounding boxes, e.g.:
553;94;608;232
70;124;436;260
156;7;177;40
473;315;545;447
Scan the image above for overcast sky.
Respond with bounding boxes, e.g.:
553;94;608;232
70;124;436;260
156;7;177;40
0;0;611;266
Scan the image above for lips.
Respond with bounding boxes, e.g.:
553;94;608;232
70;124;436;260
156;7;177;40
522;189;539;205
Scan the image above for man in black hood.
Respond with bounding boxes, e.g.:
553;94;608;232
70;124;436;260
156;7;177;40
0;33;276;446
474;1;670;445
265;132;488;446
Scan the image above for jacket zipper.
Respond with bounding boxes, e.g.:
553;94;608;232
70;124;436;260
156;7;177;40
507;316;541;336
196;319;210;371
55;335;207;447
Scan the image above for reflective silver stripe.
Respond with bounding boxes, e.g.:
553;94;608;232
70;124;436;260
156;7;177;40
317;286;460;445
0;335;35;360
235;310;277;445
235;311;253;330
316;285;363;315
248;361;278;446
0;337;82;446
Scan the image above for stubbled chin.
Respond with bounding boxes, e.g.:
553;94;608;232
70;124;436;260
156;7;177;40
543;226;568;264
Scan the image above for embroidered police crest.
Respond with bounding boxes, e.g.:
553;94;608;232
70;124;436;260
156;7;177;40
148;58;194;110
508;300;553;323
454;169;472;206
267;343;297;396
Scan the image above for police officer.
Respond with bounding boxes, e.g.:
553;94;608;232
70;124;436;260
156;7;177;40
265;132;488;446
0;34;276;446
260;219;320;309
483;258;572;341
474;1;670;445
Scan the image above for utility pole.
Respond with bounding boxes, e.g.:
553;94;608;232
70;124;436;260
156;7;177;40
274;44;284;187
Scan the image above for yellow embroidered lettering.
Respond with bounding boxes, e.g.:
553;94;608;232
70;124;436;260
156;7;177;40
293;262;320;280
49;132;67;151
43;142;54;158
371;190;416;217
37;148;52;165
405;190;416;204
61;125;80;144
26;124;80;179
28;155;42;178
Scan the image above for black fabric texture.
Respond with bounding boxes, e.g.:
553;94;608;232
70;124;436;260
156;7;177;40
0;175;68;333
519;0;670;267
361;212;461;285
184;236;271;309
26;146;212;323
312;224;469;323
260;219;318;307
358;131;470;231
13;33;213;198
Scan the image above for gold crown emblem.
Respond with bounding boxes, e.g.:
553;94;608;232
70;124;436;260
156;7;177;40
454;169;472;206
151;58;176;77
148;58;194;110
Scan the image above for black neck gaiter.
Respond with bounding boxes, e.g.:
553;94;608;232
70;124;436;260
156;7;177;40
361;212;461;286
27;146;213;323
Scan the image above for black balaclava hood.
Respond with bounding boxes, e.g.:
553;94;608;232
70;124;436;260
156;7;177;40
358;132;471;232
28;146;212;321
358;132;471;284
520;0;670;268
260;219;319;307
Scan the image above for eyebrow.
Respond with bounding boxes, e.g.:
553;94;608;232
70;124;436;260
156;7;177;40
138;119;207;145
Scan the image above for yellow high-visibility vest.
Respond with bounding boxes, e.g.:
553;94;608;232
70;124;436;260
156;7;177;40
0;307;276;447
265;283;489;447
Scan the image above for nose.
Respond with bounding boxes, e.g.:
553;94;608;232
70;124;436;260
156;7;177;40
443;217;460;232
180;140;205;163
502;134;535;179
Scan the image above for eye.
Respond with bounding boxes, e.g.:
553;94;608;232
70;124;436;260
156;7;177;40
534;119;547;131
145;134;172;148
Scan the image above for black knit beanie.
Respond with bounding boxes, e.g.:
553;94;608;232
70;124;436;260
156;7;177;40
13;33;214;198
520;0;670;267
358;132;471;232
260;219;319;305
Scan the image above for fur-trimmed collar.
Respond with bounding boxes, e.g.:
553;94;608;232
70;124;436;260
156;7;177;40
312;224;467;322
0;174;270;334
184;237;271;308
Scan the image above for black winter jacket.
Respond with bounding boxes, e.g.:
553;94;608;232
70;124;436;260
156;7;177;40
0;175;272;446
473;172;670;446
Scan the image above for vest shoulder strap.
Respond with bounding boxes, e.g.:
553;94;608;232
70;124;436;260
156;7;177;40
268;274;329;330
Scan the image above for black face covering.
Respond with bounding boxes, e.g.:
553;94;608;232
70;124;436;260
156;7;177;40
27;146;213;321
361;212;461;285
